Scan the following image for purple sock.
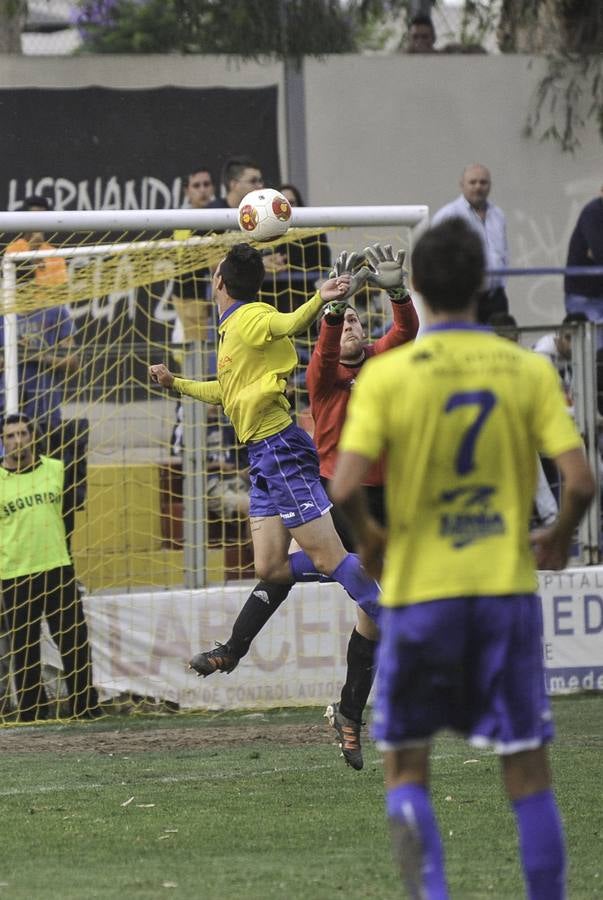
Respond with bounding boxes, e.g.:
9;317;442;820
386;783;449;899
513;790;566;900
331;553;380;623
288;550;332;583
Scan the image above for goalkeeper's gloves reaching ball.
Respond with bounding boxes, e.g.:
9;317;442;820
364;243;410;301
329;250;371;300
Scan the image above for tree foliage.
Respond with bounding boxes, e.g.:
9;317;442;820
74;0;359;56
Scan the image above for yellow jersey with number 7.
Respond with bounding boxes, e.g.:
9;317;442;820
339;324;583;607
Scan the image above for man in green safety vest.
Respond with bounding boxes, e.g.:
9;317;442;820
0;412;101;722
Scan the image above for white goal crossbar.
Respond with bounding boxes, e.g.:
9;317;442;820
0;205;429;234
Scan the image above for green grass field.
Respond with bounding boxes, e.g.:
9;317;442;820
0;695;601;899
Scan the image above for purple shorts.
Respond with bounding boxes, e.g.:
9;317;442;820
372;594;554;755
247;423;332;528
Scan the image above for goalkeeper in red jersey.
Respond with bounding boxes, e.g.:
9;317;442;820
184;244;419;771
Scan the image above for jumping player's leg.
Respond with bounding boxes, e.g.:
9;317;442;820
189;425;379;677
189;515;292;676
325;482;382;768
340;609;379;719
325;608;378;769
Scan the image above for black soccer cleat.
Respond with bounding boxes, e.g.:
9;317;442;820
189;642;240;678
325;701;364;771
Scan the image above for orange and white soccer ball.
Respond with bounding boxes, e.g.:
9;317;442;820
238;188;292;242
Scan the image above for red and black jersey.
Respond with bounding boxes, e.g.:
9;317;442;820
306;299;419;486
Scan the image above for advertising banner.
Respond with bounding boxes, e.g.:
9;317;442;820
38;574;603;709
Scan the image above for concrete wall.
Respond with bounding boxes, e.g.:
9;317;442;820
2;52;601;325
304;55;602;325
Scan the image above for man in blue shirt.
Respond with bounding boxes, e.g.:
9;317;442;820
0;305;79;428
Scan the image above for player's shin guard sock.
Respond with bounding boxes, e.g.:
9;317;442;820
228;581;292;659
339;629;377;723
513;790;566;900
386;783;449;900
331;553;380;623
288;550;332;583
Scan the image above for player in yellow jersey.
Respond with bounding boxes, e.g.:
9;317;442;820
149;242;380;638
331;218;595;900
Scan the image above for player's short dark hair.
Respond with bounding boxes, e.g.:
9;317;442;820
221;156;260;191
1;412;35;436
411;217;485;312
409;13;436;38
219;243;265;301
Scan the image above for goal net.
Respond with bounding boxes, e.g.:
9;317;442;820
0;205;431;721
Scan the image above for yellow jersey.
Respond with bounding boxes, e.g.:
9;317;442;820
174;291;324;443
339;324;583;606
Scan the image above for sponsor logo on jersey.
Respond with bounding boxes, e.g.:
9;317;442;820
438;484;505;549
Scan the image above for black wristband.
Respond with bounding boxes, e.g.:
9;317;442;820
324;313;345;325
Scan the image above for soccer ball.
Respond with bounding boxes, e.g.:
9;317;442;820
238;188;292;242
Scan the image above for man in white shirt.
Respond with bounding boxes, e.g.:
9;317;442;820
432;163;509;322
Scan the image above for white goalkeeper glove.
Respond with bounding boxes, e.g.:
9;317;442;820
329;250;371;300
364;243;409;301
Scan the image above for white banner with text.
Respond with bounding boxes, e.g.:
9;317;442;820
40;573;603;708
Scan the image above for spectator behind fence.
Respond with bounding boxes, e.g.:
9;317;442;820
432;163;509;323
2;197;86;546
3;195;79;429
172;165;216;345
278;183;331;277
0;413;101;722
564;187;603;341
488;311;559;527
533;312;588;409
208;155;264;211
402;14;438;53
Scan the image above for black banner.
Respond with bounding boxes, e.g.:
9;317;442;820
0;85;280;211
